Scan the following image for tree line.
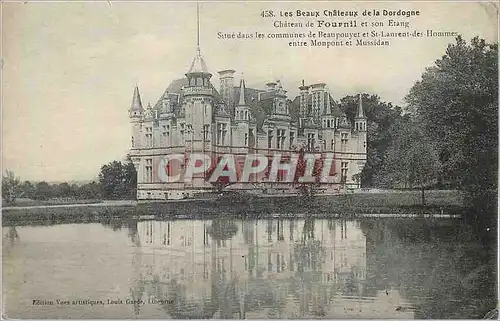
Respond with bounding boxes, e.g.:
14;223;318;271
343;36;497;207
2;156;137;205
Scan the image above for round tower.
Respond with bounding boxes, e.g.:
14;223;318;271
129;85;144;149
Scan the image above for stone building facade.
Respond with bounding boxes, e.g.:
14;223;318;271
128;47;367;200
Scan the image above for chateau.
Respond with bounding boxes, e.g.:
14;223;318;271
128;46;367;200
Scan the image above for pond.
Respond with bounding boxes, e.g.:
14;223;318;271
2;216;496;319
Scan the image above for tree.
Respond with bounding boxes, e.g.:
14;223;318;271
99;161;124;199
78;181;101;199
98;156;137;199
376;117;441;205
53;182;72;198
19;180;35;199
33;181;53;200
2;170;20;205
123;155;138;199
406;36;498;227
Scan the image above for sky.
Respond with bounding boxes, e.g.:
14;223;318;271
2;1;498;182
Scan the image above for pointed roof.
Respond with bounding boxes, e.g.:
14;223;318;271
356;93;366;119
187;47;209;74
153;78;224;117
130;86;143;111
238;78;246;106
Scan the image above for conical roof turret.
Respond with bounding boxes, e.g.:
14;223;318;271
356;93;366;119
130;85;144;113
187;47;209;74
238;77;246;106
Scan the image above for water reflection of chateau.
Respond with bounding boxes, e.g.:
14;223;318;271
131;219;403;318
137;220;365;280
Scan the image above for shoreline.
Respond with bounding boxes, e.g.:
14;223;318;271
2;191;465;226
2;200;137;210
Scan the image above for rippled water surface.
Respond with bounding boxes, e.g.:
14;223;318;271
2;217;496;319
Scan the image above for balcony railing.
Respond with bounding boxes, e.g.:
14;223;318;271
183;87;213;96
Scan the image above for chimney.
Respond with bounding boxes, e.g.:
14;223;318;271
266;82;277;92
310;83;327;91
299;80;310;119
217;69;236;109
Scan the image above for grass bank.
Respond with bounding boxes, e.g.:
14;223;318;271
2;198;103;208
2;190;465;226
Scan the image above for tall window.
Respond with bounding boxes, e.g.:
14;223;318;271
162;125;170;144
341;161;348;184
341;133;348;151
203;226;209;247
244;133;248;146
131;136;134;148
277;129;286;150
289;131;295;148
163;222;171;246
268;130;274;149
145;158;153;183
217;123;227;145
145;127;153;147
307;133;315;151
203;124;210;141
180;123;185;137
331;139;335;150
